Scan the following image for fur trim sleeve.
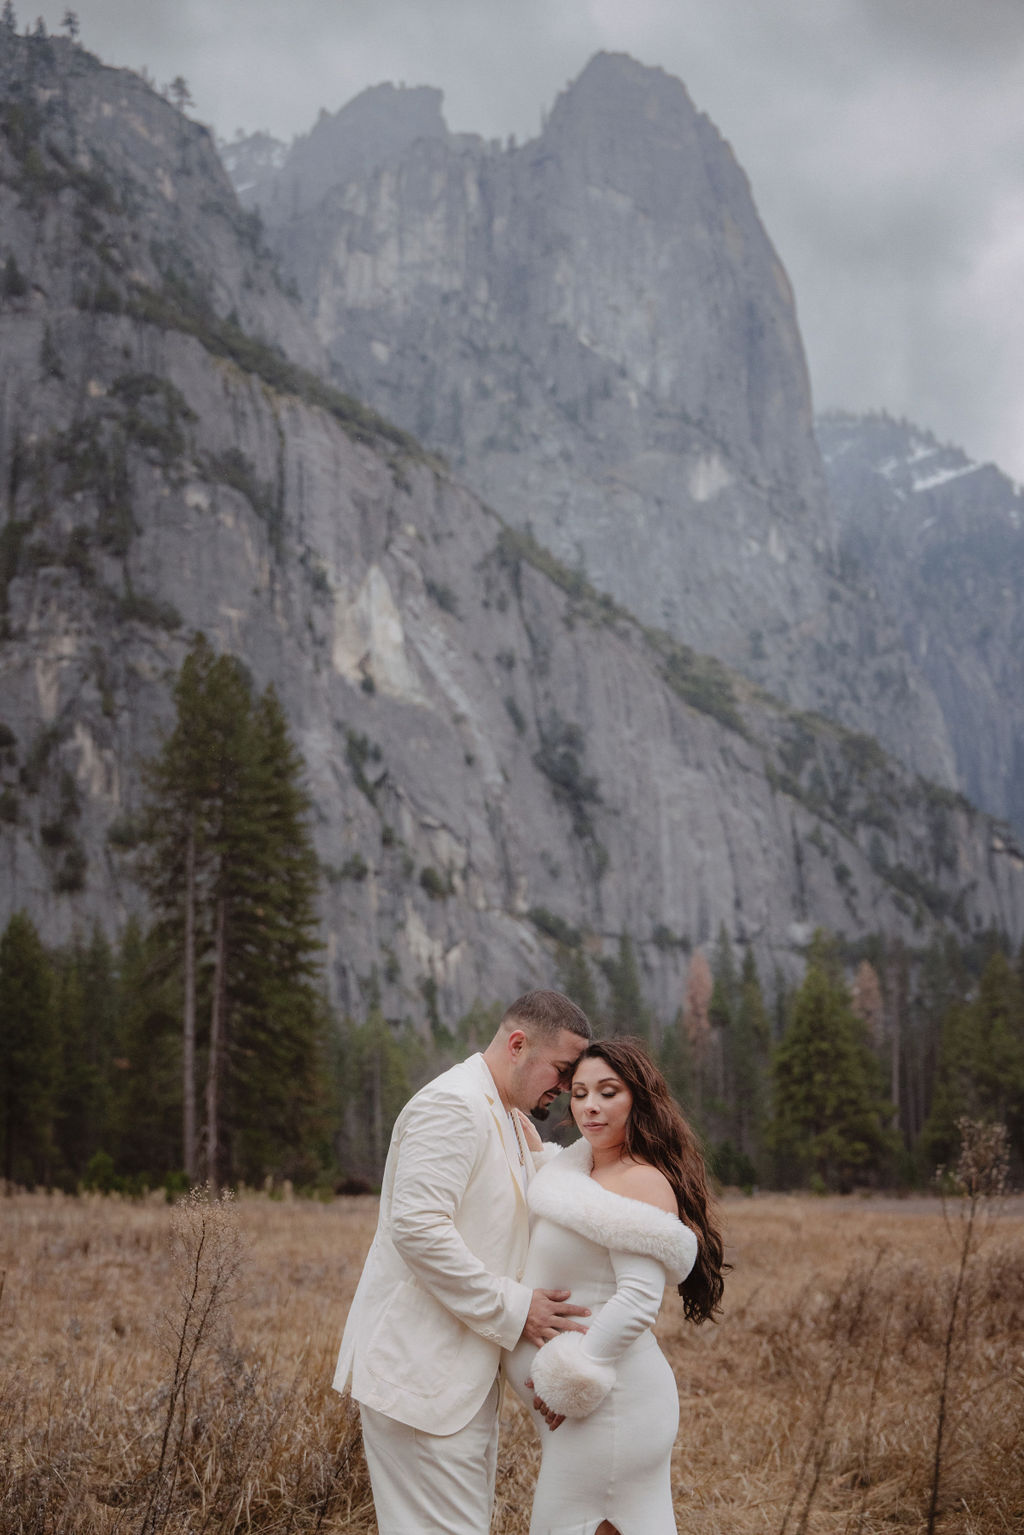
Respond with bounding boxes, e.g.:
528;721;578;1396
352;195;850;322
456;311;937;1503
528;1331;615;1418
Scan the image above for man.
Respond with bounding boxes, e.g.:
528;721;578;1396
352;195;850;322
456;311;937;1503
333;989;592;1534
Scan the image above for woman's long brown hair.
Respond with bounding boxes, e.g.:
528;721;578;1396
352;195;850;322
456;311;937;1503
576;1038;727;1324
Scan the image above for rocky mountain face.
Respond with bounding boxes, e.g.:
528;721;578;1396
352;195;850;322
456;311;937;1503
231;53;829;655
1;33;1022;1032
228;53;962;792
822;412;1024;836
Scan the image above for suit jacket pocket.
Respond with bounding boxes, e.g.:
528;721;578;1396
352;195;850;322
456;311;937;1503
365;1279;468;1397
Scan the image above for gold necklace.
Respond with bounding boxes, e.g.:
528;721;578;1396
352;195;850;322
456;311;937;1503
506;1106;526;1165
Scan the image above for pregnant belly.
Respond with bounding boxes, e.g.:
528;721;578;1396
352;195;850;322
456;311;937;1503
503;1336;539;1412
502;1327;660;1421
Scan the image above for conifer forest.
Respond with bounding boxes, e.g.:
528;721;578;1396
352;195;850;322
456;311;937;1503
3;650;1023;1198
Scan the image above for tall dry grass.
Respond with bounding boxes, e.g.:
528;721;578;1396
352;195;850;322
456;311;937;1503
0;1184;1021;1533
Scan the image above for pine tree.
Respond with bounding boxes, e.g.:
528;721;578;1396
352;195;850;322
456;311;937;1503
140;634;224;1178
341;1009;413;1182
906;934;969;1153
108;918;181;1180
226;685;327;1183
682;949;712;1117
922;948;1024;1167
53;926;117;1181
558;948;599;1026
195;651;253;1187
851;959;884;1047
140;639;326;1186
168;75;193;113
972;949;1024;1142
657;1009;693;1113
601;933;651;1038
729;949;770;1176
0;911;58;1185
708;924;738;1118
885;940;912;1141
771;931;894;1190
771;963;790;1042
920;1001;975;1169
709;926;739;1027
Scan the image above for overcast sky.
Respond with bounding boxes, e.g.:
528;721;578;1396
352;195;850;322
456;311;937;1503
35;0;1024;482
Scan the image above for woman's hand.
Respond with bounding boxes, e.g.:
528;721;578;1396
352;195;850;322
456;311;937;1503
516;1109;543;1154
524;1377;565;1432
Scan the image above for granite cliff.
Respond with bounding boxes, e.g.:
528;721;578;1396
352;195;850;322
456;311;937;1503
822;412;1024;836
229;53;959;790
2;34;1022;1033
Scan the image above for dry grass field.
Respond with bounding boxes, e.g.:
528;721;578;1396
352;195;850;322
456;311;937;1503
1;1186;1022;1534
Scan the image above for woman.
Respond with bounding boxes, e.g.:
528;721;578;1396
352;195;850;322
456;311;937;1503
505;1038;726;1535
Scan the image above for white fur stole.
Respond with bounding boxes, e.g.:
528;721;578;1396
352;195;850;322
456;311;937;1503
527;1136;698;1283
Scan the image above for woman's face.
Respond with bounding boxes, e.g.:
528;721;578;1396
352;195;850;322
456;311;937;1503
570;1056;633;1153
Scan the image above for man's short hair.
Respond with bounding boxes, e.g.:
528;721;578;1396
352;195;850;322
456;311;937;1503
501;989;592;1041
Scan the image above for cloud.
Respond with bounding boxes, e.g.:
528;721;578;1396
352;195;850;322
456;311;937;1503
33;0;1024;479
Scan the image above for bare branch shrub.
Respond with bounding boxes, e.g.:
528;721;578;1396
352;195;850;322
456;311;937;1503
775;1249;885;1535
927;1118;1011;1535
139;1184;246;1534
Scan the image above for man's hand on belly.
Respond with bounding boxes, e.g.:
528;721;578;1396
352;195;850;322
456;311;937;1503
520;1288;590;1346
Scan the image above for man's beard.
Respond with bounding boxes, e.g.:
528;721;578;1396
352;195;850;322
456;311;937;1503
530;1103;551;1122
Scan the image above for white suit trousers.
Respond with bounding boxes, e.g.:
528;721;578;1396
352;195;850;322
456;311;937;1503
359;1380;500;1535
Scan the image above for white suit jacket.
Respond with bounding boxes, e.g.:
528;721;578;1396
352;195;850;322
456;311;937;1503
333;1052;538;1434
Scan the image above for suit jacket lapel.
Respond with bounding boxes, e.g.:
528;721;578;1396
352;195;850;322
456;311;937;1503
472;1055;529;1217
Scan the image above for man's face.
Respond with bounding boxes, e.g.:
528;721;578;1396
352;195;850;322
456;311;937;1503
508;1028;588;1116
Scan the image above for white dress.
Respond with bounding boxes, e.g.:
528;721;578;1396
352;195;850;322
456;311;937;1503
504;1139;698;1535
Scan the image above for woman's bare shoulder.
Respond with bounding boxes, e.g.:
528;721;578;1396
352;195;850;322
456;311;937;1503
616;1160;678;1215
